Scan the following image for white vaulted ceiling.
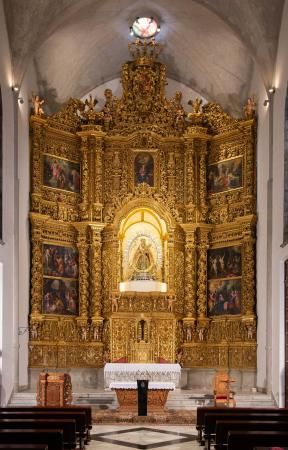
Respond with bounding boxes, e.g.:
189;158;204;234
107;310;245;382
3;0;284;115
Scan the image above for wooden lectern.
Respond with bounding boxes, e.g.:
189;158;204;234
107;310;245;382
37;372;72;407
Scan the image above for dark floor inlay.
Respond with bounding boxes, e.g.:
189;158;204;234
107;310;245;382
91;427;197;449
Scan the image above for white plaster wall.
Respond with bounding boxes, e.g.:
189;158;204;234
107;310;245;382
247;65;270;392
0;0;18;405
270;0;288;406
17;61;38;390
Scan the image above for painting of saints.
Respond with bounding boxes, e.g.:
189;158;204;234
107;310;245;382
208;279;241;316
43;155;81;194
207;157;242;194
43;278;79;316
134;153;154;186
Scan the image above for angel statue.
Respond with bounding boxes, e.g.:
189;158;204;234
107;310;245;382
85;94;98;112
31;94;45;116
188;97;202;114
244;95;256;119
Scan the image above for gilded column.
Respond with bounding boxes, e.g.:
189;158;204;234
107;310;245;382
181;225;197;318
184;139;196;222
30;117;45;213
167;231;175;291
197;140;208;222
242;223;256;316
196;227;210;318
90;224;105;317
244;123;256;215
91;132;105;221
30;216;43;315
78;135;89;220
167;149;176;193
90;224;105;341
75;224;89;319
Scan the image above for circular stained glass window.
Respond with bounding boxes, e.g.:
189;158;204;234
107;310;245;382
132;17;159;38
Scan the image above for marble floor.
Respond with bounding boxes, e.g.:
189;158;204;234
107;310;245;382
89;424;200;450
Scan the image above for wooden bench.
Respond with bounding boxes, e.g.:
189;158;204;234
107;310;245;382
196;406;281;443
0;429;64;450
215;419;288;449
0;419;76;450
0;411;86;449
1;406;92;444
226;430;288;450
0;446;49;450
204;411;288;450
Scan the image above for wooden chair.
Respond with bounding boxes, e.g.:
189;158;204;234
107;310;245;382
213;371;236;407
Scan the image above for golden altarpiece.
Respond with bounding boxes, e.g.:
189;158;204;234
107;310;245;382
29;39;256;372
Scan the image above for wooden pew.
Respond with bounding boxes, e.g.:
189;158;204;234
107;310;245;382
0;446;48;450
0;411;86;449
1;406;92;444
196;406;281;443
227;430;288;450
0;429;63;450
215;419;288;449
204;411;288;450
0;419;76;450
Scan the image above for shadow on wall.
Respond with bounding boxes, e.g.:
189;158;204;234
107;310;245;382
33;59;61;115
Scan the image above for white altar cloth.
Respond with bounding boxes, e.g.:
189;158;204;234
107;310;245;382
104;363;181;387
109;381;176;390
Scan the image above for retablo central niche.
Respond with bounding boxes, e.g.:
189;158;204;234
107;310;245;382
28;38;257;369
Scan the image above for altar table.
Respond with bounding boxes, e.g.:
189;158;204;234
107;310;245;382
104;363;181;387
109;381;176;413
104;363;181;413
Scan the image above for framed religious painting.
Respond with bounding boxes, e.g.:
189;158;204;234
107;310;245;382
42;277;79;316
207;245;242;280
207;278;241;316
134;152;154;187
207;156;243;194
43;243;79;279
43;154;81;194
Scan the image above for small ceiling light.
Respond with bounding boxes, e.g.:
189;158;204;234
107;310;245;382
268;87;276;94
12;85;19;92
18;97;24;104
129;26;134;36
157;25;161;32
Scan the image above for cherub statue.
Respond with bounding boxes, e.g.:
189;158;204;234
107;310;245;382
244;96;256;119
31;94;45;116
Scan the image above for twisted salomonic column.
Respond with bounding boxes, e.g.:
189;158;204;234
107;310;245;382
79;135;89;220
196;227;210;318
197;140;208;222
75;224;89;318
181;225;197;318
242;223;256;316
90;224;105;318
184;139;196;222
30;217;43;315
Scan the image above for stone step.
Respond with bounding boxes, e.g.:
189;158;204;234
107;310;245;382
9;390;275;409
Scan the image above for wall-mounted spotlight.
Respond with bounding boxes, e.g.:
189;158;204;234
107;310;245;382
12;85;19;92
263;99;270;106
268;87;276;94
129;26;134;36
18;97;24;104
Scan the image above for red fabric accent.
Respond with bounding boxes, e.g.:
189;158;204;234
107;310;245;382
158;357;169;363
113;357;128;363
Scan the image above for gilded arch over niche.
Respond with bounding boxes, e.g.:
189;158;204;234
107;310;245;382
103;196;183;295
